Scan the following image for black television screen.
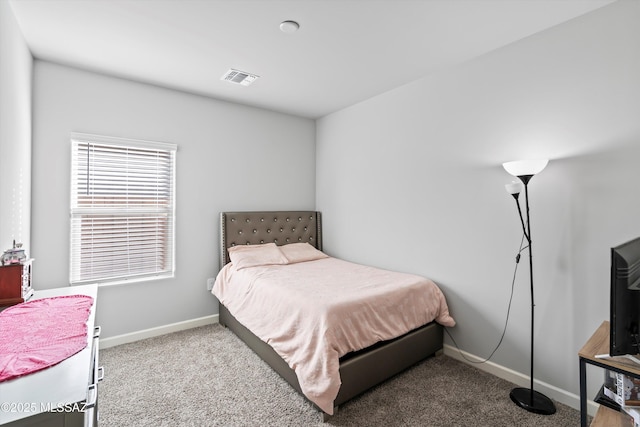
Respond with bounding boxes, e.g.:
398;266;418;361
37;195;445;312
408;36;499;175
610;236;640;356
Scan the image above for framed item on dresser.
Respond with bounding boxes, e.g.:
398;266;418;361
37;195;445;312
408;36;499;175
0;259;33;308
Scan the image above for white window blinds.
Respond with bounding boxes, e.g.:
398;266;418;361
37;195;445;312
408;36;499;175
70;133;176;285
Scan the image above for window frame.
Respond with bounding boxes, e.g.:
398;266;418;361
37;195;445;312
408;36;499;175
69;132;177;286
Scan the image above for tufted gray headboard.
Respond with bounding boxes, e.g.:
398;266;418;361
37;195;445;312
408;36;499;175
219;211;322;269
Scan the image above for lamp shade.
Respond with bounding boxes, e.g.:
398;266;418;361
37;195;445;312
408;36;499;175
505;181;524;195
503;159;549;177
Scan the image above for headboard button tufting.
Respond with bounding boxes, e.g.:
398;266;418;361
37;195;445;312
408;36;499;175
220;211;321;269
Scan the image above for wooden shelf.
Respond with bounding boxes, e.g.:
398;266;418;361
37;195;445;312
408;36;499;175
579;321;640;377
580;321;640;427
592;405;624;427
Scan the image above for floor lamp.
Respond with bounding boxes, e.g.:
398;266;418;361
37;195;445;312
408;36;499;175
503;159;556;415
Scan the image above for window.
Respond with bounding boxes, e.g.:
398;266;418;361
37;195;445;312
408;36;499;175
70;133;176;285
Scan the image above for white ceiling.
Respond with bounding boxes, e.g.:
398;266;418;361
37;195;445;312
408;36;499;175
9;0;614;119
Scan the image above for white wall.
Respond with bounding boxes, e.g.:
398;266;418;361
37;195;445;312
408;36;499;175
0;1;32;253
31;61;316;339
317;0;640;407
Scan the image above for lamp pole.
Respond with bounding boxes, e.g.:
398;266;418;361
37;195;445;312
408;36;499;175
524;178;535;405
507;172;556;415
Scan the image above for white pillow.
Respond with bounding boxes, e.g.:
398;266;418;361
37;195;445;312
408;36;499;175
228;243;288;270
280;242;328;264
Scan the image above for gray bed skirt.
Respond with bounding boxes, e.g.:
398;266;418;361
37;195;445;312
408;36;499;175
219;303;443;414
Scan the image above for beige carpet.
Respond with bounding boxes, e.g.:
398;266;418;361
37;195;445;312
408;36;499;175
99;324;584;426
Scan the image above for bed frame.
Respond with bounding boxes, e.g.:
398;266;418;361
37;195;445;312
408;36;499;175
217;211;443;419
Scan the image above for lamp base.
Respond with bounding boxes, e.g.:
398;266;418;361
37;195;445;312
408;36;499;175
510;387;556;415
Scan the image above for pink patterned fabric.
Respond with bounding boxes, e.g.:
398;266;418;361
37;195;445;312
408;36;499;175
0;295;93;382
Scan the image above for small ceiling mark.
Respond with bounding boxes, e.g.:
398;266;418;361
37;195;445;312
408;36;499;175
279;20;300;34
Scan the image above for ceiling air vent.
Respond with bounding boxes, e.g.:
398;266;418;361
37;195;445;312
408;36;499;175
221;69;259;86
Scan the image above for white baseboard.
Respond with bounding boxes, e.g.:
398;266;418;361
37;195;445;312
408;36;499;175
100;314;219;349
443;344;598;417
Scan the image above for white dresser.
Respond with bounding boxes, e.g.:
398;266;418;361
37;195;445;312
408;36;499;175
0;284;101;427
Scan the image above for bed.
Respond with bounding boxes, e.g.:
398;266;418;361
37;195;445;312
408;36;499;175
213;210;454;419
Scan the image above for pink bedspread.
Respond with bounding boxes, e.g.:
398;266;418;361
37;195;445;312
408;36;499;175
0;295;93;382
213;257;455;414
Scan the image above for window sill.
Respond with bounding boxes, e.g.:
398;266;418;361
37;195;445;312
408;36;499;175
71;273;174;288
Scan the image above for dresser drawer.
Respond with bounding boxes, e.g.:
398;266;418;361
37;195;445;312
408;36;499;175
84;326;104;427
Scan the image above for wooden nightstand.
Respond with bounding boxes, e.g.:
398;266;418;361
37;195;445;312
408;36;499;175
0;259;33;308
